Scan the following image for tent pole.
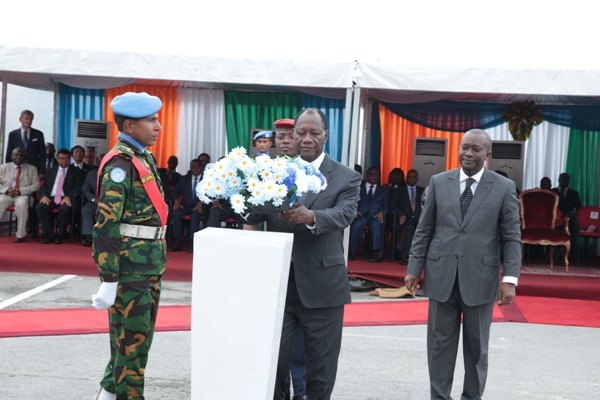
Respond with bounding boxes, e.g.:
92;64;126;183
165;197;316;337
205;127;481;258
348;86;361;170
341;87;353;166
0;74;7;160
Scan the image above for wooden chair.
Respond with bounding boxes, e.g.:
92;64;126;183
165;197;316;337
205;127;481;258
520;189;571;271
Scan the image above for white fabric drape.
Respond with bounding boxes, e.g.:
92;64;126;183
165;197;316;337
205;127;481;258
487;121;570;190
177;88;227;175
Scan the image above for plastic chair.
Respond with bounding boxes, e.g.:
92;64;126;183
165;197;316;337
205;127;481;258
576;205;600;260
520;189;571;271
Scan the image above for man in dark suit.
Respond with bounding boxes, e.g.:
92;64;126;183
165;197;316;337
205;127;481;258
158;155;182;201
244;117;307;400
405;129;521;400
44;142;58;172
552;172;582;254
348;166;388;262
394;168;424;264
35;148;83;244
169;159;204;252
261;108;361;400
79;168;98;246
5;110;46;174
552;172;582;216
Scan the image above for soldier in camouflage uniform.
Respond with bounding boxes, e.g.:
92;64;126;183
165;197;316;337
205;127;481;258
91;92;168;400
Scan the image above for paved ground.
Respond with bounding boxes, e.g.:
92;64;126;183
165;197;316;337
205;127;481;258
1;272;599;400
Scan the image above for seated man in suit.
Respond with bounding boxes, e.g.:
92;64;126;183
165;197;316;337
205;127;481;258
80;168;98;246
35;148;83;244
170;159;204;252
552;172;582;254
0;147;41;242
348;166;388;262
385;167;406;257
394;169;424;264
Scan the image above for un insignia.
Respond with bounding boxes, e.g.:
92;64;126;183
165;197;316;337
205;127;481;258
109;167;126;183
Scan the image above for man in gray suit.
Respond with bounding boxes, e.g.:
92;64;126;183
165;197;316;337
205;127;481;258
405;129;521;400
247;108;361;400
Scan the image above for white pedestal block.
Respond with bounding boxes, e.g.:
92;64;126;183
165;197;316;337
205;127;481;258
191;228;293;400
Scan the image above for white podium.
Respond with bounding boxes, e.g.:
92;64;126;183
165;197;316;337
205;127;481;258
191;228;293;400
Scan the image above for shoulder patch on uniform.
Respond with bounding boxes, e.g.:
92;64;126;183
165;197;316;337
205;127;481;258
109;167;127;183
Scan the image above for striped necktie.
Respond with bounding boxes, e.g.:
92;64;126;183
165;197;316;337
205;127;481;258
460;178;474;219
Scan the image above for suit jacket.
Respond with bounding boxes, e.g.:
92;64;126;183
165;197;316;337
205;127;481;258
44;157;58;171
552;187;582;215
158;168;182;200
0;162;40;195
357;182;388;216
395;185;424;222
39;165;83;200
5;128;46;173
407;168;521;306
81;168;98;203
246;153;361;309
171;173;202;208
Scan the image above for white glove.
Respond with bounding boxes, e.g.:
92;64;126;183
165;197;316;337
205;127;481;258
91;282;118;310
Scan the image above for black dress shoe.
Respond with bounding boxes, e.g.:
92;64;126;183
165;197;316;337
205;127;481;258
368;257;383;263
14;237;26;243
348;253;357;261
54;237;63;244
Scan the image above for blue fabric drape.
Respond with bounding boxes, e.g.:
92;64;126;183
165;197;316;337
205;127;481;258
300;94;345;162
369;102;382;170
381;100;600;132
56;84;105;150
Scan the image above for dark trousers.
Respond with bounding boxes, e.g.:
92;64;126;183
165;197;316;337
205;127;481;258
274;272;344;400
427;279;494;400
171;207;203;243
285;324;307;397
36;201;72;237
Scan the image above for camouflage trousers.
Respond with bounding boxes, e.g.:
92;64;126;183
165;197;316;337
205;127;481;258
100;275;162;400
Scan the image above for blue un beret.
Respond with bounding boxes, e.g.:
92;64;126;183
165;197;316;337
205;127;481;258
110;92;162;118
253;130;273;141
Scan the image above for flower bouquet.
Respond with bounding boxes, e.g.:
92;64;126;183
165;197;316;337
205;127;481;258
196;146;327;214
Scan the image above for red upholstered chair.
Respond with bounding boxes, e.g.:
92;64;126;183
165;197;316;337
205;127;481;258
576;206;600;259
520;189;570;271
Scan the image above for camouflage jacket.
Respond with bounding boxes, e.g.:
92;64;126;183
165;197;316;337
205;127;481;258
92;139;167;282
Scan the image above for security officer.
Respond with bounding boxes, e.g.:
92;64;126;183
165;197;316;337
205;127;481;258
253;129;274;156
91;92;168;400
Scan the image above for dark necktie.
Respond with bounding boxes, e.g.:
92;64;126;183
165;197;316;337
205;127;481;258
368;184;374;199
460;177;474;219
23;131;29;151
193;177;199;199
410;186;416;211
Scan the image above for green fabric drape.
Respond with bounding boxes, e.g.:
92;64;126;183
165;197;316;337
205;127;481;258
566;129;600;255
224;91;299;151
565;129;600;206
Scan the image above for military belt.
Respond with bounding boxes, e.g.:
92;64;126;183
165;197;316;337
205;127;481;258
119;223;167;240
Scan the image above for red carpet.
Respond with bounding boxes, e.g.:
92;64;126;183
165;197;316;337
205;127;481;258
1;237;599;338
347;258;600;301
1;296;598;338
0;236;192;281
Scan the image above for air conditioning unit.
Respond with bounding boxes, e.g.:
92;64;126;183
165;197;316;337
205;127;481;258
75;119;110;158
412;138;447;187
488;141;524;191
